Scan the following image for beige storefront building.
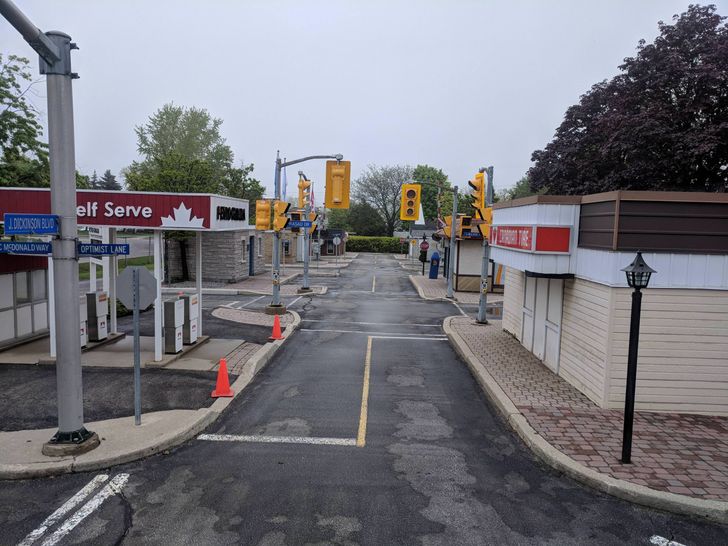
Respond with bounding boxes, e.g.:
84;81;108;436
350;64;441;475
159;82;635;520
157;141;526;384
492;191;728;416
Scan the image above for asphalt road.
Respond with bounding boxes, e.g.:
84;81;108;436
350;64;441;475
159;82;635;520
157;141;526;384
1;254;726;545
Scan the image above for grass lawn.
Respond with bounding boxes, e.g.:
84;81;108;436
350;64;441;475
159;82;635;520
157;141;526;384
79;255;154;281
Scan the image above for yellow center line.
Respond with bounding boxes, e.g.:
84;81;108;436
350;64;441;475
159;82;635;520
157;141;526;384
356;336;373;447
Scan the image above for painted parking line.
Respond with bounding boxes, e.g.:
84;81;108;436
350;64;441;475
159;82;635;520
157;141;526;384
299;328;447;339
197;434;356;446
371;275;376;293
356;336;373;447
19;473;128;546
650;536;686;546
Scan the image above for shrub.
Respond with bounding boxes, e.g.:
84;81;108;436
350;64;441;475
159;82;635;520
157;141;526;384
346;236;406;253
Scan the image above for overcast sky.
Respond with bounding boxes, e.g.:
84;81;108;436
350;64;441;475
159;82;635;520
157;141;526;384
2;0;726;197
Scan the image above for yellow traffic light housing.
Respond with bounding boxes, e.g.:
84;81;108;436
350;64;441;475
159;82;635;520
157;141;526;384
308;212;318;235
444;215;452;238
289;210;302;233
255;200;272;230
325;160;351;209
273;200;290;231
298;178;312;209
458;215;471;238
400;183;421;221
474;206;493;238
469;172;486;211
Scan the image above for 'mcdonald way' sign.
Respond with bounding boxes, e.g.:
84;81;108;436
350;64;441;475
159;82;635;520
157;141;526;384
0;189;250;232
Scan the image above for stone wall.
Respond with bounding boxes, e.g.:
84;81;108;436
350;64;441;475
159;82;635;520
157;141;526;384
165;230;265;283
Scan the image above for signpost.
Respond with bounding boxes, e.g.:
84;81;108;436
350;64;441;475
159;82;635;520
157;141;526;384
3;213;58;235
333;235;342;266
117;266;157;426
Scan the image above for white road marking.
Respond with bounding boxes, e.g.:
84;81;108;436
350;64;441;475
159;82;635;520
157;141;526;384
39;473;129;546
302;319;440;327
241;295;265;308
197;434;357;446
370;336;447;341
452;301;468;317
287;295;303;308
18;474;109;546
371;276;376;292
650;536;686;546
300;328;447;339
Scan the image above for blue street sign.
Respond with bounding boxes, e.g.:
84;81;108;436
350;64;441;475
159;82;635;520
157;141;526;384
288;220;312;228
3;213;59;235
78;243;130;256
0;241;52;255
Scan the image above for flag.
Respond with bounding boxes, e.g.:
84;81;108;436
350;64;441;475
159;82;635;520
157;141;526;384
415;202;426;225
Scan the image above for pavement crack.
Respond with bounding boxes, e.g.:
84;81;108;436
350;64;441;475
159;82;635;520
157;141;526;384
112;488;134;546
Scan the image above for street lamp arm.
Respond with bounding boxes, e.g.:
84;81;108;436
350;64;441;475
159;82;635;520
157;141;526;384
281;154;343;168
0;0;60;64
409;179;458;195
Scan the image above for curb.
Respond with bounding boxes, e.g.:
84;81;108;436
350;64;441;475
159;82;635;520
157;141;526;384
0;312;302;481
408;275;451;302
162;286;327;297
442;316;728;525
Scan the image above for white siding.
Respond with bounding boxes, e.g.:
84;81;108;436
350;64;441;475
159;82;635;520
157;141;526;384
559;278;611;406
606;288;728;416
503;267;524;340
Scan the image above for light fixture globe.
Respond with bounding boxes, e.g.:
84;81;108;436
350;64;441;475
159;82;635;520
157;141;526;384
621;251;656;289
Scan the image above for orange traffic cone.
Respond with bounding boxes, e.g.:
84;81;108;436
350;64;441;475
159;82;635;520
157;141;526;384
269;315;284;341
211;358;233;398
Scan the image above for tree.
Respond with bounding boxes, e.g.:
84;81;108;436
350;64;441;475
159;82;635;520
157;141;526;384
99;169;121;190
324;208;350;231
497;175;540;201
0;54;48;187
412;164;454;221
219;163;264;220
353;164;413;236
124;153;218;194
530;5;728;194
348;201;388;236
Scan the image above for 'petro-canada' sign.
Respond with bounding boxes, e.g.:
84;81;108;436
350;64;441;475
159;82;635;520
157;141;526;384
0;189;250;231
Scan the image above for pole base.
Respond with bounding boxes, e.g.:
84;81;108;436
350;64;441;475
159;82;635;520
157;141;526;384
475;319;489;325
265;304;287;315
297;287;313;294
42;429;100;457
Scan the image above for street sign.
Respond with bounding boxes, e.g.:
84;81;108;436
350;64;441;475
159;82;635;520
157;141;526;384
78;243;130;256
3;213;59;235
117;266;157;309
420;241;430;251
288;220;312;228
0;241;51;255
333;236;342;245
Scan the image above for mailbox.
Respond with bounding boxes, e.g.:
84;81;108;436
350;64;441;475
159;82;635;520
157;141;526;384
86;291;109;341
180;294;199;345
163;298;184;353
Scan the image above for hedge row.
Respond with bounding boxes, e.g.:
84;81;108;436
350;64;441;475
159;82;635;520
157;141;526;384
346;236;408;253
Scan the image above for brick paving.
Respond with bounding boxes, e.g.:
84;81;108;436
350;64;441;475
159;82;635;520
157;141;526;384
450;316;728;502
223;341;263;375
410;274;504;305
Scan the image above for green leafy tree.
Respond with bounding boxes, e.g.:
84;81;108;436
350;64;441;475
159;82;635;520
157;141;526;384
325;208;350;230
412;165;454;222
353;164;413;236
99;169;121;190
89;170;100;189
348;201;388;236
125;153;218;193
497;175;541;201
219;163;264;220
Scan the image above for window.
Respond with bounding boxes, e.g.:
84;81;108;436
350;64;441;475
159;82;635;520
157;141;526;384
15;272;30;304
283;240;290;256
241;239;247;263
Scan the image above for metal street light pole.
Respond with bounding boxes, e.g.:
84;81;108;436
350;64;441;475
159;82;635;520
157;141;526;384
1;0;99;453
267;153;343;314
476;166;494;324
299;171;312;293
446;186;458;299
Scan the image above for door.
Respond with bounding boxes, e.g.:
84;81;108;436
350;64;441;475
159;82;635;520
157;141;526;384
248;236;255;276
543;279;563;373
521;276;536;351
532;277;549;360
521;276;564;373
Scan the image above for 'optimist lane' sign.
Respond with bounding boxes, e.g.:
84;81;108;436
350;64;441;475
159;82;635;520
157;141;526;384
3;213;59;235
78;243;130;256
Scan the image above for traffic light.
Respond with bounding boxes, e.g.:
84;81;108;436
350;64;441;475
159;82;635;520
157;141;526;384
289;210;302;233
474;206;493;238
325;160;351;209
273;200;290;231
298;177;311;209
460;215;473;238
308;212;318;236
469;171;486;210
443;215;452;238
400;183;421;221
255;200;272;230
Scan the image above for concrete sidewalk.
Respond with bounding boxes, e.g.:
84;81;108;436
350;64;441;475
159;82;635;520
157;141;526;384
166;272;327;296
445;316;728;523
409;273;504;305
0;312;301;480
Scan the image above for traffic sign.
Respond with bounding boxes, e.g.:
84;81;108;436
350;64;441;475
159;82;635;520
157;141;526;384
78;243;130;256
117;266;157;309
333;236;342;245
0;240;51;255
288;220;312;228
420;241;430;251
3;213;58;235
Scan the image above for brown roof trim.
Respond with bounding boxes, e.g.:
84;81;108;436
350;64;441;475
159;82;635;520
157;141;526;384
581;190;728;204
493;195;581;209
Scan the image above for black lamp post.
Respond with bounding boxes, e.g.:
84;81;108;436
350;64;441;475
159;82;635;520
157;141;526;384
620;251;656;464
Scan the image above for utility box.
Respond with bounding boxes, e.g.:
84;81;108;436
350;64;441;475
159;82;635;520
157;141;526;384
86;291;109;341
163;298;184;353
180;294;199;345
79;299;88;347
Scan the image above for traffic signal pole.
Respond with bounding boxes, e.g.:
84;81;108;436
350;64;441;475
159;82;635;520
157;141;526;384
476;167;494;324
1;0;99;454
446;186;458;299
267;153;343;314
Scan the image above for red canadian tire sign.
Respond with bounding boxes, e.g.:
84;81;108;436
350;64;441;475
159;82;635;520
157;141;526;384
491;225;571;253
0;189;250;231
